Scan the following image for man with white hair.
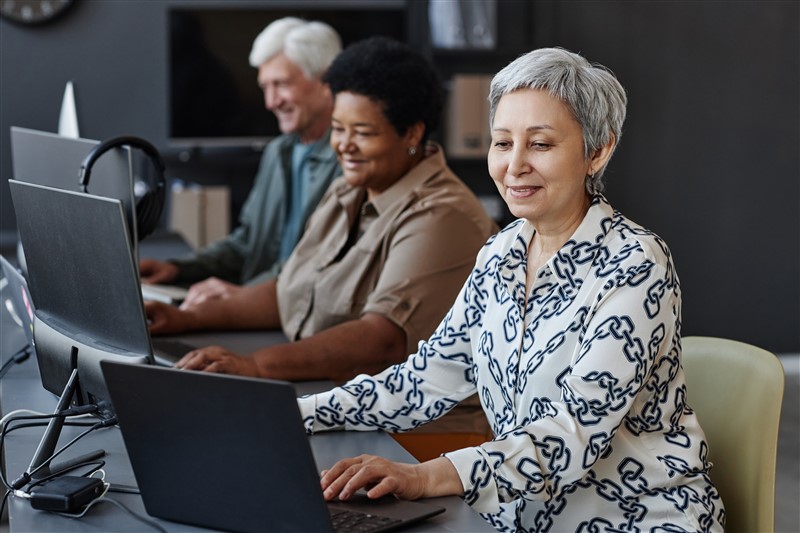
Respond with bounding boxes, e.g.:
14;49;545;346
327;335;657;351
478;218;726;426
141;18;341;307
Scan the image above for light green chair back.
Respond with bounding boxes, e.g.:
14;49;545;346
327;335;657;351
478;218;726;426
682;336;785;533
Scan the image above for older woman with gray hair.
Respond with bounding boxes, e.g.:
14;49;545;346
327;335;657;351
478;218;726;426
299;47;724;531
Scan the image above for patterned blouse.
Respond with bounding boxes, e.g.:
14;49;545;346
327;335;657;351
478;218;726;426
299;195;725;532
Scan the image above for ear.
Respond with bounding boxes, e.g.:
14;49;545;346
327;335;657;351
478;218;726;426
320;82;333;103
588;133;617;176
403;121;426;148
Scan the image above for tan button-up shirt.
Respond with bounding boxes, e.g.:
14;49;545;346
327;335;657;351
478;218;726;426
277;145;497;356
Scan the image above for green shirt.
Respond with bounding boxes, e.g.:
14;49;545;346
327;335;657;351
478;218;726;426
171;131;339;285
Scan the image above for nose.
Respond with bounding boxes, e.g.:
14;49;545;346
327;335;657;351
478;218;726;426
335;131;355;153
506;145;531;178
264;85;278;111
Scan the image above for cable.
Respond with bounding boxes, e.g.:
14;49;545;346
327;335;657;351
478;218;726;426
0;419;96;491
0;489;10;524
0;408;47;428
0;408;103;490
0;407;95;432
0;430;159;531
0;345;31;379
107;483;140;494
0;487;28;521
0;409;151;528
26;460;106;491
1;417;68;489
14;417;116;490
58;494;167;533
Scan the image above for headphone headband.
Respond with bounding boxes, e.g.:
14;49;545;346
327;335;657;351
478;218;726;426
78;136;166;241
79;136;165;191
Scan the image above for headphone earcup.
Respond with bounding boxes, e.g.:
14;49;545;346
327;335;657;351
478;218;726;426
79;136;166;242
134;181;166;240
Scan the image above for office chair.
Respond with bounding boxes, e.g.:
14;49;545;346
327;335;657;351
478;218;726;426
682;336;785;533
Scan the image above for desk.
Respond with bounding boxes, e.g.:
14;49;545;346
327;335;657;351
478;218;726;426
0;281;492;531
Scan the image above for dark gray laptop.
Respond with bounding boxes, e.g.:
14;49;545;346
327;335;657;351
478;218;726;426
100;361;446;533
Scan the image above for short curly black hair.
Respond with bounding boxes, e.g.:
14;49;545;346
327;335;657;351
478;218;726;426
323;36;443;141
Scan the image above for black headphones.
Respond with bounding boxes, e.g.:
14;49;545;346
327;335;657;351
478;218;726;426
78;136;166;241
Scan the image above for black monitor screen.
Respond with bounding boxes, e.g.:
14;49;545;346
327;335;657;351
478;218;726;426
168;6;407;147
9;180;152;413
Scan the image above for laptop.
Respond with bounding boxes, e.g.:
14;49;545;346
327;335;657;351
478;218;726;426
0;254;35;349
7;179;194;366
101;361;446;533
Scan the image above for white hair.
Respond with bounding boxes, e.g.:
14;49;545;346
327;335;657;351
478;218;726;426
489;47;627;192
248;17;342;79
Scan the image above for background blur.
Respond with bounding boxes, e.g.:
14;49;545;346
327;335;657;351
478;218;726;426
1;0;797;355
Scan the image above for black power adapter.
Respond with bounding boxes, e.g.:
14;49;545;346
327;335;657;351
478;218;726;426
29;476;105;512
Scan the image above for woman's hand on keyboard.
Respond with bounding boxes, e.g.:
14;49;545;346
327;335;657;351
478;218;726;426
174;345;260;376
319;454;463;502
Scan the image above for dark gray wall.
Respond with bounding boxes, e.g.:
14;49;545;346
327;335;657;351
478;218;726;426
531;1;799;354
1;0;797;352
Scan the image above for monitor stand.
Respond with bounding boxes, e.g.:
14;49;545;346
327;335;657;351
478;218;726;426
24;350;106;484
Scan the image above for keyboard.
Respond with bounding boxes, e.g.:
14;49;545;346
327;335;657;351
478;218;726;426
151;338;196;365
329;507;402;533
141;283;188;305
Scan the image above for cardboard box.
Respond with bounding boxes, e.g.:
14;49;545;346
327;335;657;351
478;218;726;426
169;185;230;250
445;74;492;158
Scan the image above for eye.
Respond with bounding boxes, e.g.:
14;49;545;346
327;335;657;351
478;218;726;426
492;139;511;150
532;141;551;150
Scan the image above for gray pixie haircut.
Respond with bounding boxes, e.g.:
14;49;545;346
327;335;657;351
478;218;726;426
488;47;627;193
249;17;342;80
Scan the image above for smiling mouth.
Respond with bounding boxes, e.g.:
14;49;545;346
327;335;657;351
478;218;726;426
341;159;366;170
508;185;542;198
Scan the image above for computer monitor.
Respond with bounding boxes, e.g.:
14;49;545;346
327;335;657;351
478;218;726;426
10;126;137;242
8;179;154;479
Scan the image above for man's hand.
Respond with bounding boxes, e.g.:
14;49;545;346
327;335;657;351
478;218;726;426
180;277;244;309
174;345;261;376
139;259;179;284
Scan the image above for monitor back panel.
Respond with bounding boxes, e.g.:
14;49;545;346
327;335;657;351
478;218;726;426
9;180;150;353
10;126;135;225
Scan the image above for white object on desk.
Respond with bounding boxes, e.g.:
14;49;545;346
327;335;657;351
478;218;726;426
140;283;188;305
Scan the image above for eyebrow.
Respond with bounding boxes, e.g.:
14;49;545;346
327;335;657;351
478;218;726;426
331;118;377;127
492;124;555;133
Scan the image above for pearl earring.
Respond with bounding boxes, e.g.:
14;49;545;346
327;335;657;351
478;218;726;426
408;146;417;156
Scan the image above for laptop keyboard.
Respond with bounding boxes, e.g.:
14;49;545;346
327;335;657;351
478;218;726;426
329;507;402;533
